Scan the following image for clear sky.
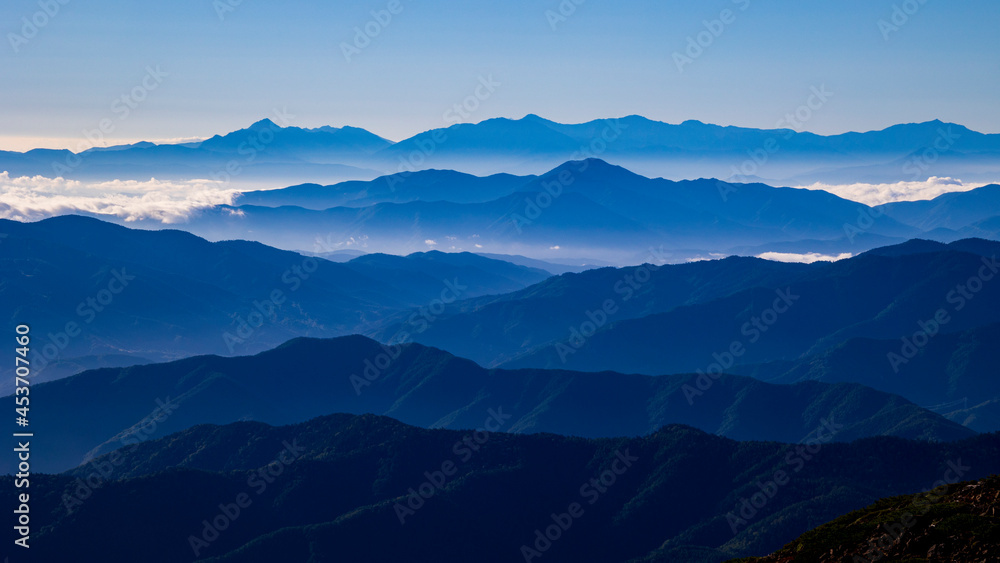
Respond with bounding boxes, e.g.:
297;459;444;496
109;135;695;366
1;0;998;151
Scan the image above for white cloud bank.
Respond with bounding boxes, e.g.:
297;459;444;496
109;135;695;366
795;177;994;206
0;172;238;223
757;252;853;264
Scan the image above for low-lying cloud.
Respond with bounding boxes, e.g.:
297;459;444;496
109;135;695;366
757;251;853;264
795;177;993;206
0;172;238;223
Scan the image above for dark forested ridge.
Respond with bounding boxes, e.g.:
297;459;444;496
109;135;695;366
6;413;997;563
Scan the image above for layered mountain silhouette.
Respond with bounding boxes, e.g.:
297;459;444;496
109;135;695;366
4;114;1000;562
0;215;549;389
731;322;1000;432
371;254;812;364
383;116;1000;183
7;413;997;562
0;122;384;186
1;335;973;474
236;169;535;208
876;183;1000;231
502;247;1000;376
3;116;998;185
378;241;1000;379
6;213;1000;428
100;158;955;262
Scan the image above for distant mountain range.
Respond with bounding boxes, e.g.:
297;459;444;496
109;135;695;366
0;119;386;186
236;168;535;208
368;240;1000;434
378;240;1000;369
731;322;1000;433
3;117;1000;562
5;215;1000;438
875;183;1000;231
500;244;1000;375
72;158;1000;263
2;115;998;186
1;334;971;474
0;215;550;390
8;412;997;562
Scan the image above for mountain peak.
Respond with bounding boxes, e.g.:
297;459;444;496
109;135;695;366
859;238;948;258
542;157;642;180
680;119;706;126
248;117;279;130
521;113;550;123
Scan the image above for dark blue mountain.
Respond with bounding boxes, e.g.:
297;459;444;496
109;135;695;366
193;119;392;165
380;116;1000;181
501;246;1000;380
104;159;922;263
730;322;1000;432
377;242;1000;421
342;250;550;297
876;184;1000;231
0;215;548;387
474;252;597;274
0;119;386;186
2;116;998;184
2;335;970;474
236;169;533;209
9;413;998;562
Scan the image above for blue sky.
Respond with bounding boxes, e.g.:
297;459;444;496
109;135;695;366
1;0;998;151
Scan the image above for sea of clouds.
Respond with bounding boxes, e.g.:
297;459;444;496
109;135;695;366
756;251;853;264
0;172;994;226
0;172;238;223
795;177;989;206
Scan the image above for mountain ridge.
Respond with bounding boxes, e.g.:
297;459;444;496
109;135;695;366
2;334;973;474
8;411;998;563
3;116;998;185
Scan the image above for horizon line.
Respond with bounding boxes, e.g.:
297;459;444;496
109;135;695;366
0;114;989;154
